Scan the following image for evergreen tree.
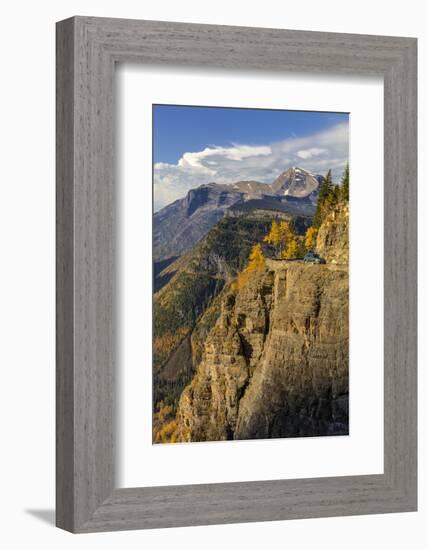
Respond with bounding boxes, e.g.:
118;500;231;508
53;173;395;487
313;169;333;228
333;183;341;204
340;163;349;202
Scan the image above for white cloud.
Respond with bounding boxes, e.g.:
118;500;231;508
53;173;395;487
296;147;327;159
154;122;348;211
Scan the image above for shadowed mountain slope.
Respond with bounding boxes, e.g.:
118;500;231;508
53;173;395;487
154;167;322;262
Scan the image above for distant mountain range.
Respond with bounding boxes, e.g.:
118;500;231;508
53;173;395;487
153;167;323;262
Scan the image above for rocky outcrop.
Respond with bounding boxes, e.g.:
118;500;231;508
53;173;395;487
175;259;349;442
316;201;349;264
235;262;348;439
153;184;244;262
177;271;274;442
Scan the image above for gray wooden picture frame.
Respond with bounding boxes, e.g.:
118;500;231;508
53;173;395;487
56;16;417;533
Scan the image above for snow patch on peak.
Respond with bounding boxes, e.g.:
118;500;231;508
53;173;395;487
293;166;315;176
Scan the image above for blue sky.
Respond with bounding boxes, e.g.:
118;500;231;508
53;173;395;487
153;104;349;211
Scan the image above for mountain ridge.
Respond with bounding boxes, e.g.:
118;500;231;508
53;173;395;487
154;167;323;262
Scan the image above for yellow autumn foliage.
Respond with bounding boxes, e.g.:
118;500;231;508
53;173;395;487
154;419;178;443
282;238;299;259
153;401;180;443
264;220;295;256
247;243;265;271
304;226;318;250
263;220;281;246
236;243;266;289
278;221;293;242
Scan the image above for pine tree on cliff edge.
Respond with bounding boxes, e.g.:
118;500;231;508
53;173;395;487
313;169;333;228
341;163;349;202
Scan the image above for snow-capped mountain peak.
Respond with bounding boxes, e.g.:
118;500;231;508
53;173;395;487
271;166;321;198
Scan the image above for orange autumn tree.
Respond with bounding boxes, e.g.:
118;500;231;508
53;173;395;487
247;243;265;271
278;221;293;250
278;221;306;260
153;401;178;443
304;226;318;250
264;220;294;256
263;220;281;250
154;418;178;444
282;238;299;259
236;243;266;288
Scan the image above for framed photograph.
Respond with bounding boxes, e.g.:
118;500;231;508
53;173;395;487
56;16;417;532
151;104;350;446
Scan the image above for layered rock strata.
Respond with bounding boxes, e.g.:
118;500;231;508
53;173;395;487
176;261;349;441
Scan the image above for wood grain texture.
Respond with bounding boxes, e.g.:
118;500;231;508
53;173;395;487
56;16;417;533
56;18;75;532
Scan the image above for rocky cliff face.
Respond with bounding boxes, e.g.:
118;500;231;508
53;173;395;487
174;203;349;442
175;260;348;441
176;270;274;441
235;262;348;439
316;201;349;264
